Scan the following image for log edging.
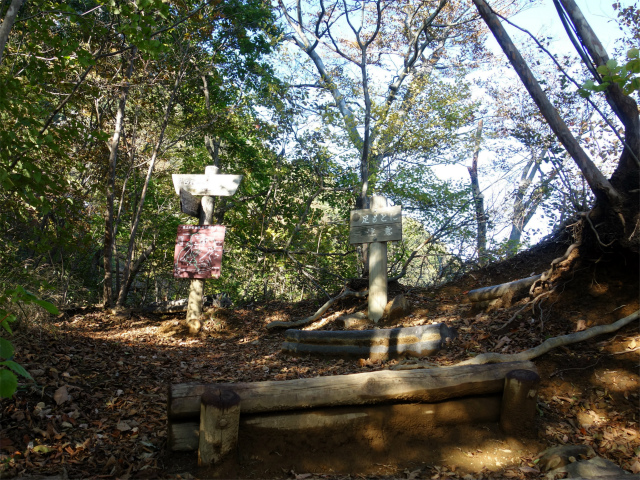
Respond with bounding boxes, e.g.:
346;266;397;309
168;361;540;456
282;323;456;360
168;360;535;420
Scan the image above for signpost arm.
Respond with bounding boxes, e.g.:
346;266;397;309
368;195;388;323
185;169;218;334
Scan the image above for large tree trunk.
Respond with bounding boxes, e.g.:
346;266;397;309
557;0;640;250
473;0;640;255
472;0;621;209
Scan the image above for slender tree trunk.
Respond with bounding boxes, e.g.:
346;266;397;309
116;65;183;307
472;0;621;209
507;150;541;255
467;120;487;264
103;50;136;307
119;242;157;304
0;0;25;66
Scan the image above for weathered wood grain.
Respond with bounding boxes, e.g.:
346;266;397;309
282;323;456;360
168;360;536;421
169;395;502;452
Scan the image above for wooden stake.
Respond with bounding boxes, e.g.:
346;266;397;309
499;369;540;436
198;388;241;466
368;195;388;323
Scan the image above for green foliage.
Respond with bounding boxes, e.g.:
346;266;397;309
0;286;58;398
580;48;640;97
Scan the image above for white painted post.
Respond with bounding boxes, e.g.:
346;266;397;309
368;195;388;323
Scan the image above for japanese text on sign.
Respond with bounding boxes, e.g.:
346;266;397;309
174;225;226;279
349;206;402;244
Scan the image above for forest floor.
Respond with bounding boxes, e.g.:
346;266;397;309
1;238;639;480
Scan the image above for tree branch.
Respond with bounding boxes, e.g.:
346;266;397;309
266;287;368;330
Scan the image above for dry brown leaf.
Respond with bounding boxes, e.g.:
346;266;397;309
53;386;70;405
116;421;131;432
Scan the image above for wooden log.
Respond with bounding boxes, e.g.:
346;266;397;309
282;323;455;359
499;369;540;436
266;289;368;331
284;323;455;346
467;274;541;303
281;341;445;360
198;389;241;466
368;195;388;323
169;395;502;452
168;360;537;421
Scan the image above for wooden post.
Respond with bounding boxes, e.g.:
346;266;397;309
185;168;217;334
198;388;241;466
499;369;540;436
368;195;388;323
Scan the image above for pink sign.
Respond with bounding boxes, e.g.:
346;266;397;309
173;225;226;279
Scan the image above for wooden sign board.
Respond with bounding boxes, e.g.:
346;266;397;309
349;206;402;244
172;173;242;197
174;225;226;279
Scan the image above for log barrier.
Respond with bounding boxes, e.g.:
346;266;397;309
281;323;456;360
168;360;539;465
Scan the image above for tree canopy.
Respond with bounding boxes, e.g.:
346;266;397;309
0;0;637;318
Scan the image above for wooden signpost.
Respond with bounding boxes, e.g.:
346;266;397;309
349;196;402;323
172;166;242;334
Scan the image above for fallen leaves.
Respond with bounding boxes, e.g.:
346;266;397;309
0;289;637;479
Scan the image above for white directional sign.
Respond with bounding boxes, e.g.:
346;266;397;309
172;166;242;197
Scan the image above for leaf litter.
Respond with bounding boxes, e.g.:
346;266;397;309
1;244;638;479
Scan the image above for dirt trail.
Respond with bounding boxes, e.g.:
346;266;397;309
1;239;638;479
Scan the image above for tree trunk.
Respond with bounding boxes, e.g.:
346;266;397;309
467;120;487;264
116;66;183;307
557;0;639;249
0;0;25;66
103;50;136;307
117;242;157;305
507;149;544;255
472;0;621;209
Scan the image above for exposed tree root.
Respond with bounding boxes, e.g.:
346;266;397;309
457;309;639;365
266;288;368;331
495;288;555;334
393;310;638;370
530;241;581;295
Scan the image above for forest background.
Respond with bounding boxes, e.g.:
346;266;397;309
0;0;638;323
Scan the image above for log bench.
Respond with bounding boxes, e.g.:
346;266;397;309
168;361;539;468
